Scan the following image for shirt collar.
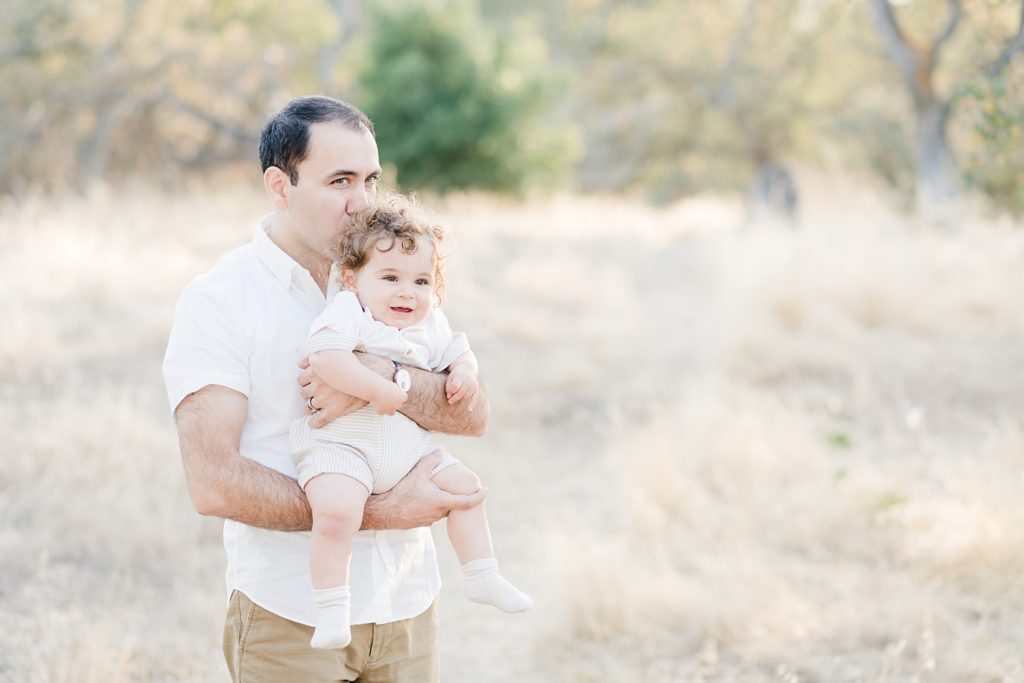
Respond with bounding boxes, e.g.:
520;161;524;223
253;215;343;299
252;215;304;289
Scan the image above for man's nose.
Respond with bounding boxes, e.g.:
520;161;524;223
346;185;369;214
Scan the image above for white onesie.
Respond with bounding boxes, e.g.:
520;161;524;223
289;291;470;493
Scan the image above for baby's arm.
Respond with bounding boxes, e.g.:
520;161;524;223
308;345;406;415
445;350;480;407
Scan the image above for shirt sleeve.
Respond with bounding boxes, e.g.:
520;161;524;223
428;308;473;371
296;291;364;357
162;280;250;415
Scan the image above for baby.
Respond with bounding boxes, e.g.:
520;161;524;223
290;193;531;650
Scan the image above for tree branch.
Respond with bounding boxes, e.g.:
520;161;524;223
714;0;757;112
318;0;361;94
167;95;259;144
988;0;1024;79
932;0;962;55
869;0;920;96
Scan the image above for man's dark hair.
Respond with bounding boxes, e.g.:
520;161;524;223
259;96;375;185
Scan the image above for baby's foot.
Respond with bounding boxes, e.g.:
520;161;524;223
310;585;352;649
462;558;532;613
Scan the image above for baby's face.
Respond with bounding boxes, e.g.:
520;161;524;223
347;237;436;329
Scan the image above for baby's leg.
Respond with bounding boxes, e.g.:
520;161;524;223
304;473;370;649
432;464;532;613
432;464;492;562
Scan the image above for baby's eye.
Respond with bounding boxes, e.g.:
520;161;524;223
383;275;398;282
415;278;431;286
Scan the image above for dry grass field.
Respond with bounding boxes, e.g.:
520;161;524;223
1;182;1022;682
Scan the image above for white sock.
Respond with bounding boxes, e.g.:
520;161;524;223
310;585;352;649
462;558;532;613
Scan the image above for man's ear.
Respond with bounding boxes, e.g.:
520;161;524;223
263;167;291;209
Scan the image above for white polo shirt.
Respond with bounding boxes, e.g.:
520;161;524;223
162;218;441;626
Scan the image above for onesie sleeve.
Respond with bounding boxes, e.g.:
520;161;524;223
296;291;364;358
428;307;473;371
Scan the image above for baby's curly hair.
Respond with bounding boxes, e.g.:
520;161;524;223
334;192;448;301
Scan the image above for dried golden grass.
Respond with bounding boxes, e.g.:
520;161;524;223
2;183;1022;681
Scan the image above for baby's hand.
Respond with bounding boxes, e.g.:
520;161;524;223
371;383;408;416
446;366;479;408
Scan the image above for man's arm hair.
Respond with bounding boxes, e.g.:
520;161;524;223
175;385;313;530
174;383;463;531
360;354;490;436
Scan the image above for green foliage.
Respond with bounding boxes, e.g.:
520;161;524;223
358;0;574;195
827;432;851;449
958;70;1024;216
872;489;908;512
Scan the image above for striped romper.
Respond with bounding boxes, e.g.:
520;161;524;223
289;291;470;493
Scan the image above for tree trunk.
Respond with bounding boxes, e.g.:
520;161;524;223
747;151;799;225
318;0;361;95
869;0;963;211
914;99;958;207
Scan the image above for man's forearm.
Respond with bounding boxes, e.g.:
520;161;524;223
358;354;489;436
195;449;425;532
361;491;396;530
403;366;489;435
203;455;438;532
202;455;405;532
185;449;313;531
176;386;315;532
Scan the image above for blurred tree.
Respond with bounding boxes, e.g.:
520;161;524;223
357;0;575;195
554;0;1024;214
958;67;1024;213
955;1;1024;214
4;0;1022;213
565;0;847;212
0;0;340;192
868;0;1024;210
869;0;964;207
317;0;363;95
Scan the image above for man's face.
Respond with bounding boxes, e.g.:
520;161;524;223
284;122;381;261
345;237;436;330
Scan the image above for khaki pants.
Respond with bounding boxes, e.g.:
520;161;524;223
223;591;439;682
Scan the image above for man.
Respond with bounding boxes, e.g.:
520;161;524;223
163;96;488;682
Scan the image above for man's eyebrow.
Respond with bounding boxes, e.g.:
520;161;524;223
326;168;383;179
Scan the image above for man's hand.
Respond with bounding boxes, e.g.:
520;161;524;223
298;358;367;427
445;365;479;409
362;450;487;530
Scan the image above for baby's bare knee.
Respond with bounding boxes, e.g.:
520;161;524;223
434;465;482;495
312;502;362;539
